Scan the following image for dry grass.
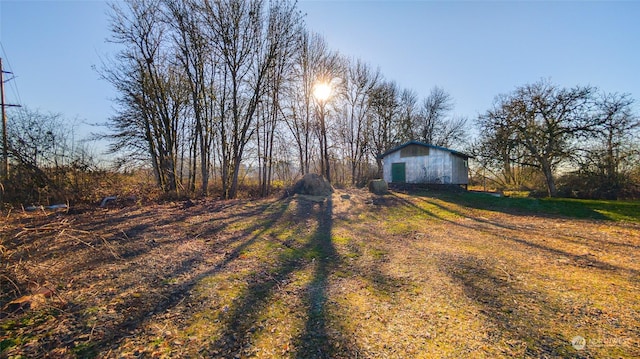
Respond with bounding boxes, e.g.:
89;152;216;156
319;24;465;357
1;189;638;358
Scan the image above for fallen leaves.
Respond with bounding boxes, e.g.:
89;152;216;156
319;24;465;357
1;190;639;358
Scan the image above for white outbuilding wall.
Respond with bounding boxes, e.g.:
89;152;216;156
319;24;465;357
382;143;469;185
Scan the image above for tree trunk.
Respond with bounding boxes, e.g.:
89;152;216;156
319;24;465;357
229;155;242;199
541;161;557;197
319;104;330;182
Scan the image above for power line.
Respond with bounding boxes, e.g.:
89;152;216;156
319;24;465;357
1;57;22;181
0;42;24;108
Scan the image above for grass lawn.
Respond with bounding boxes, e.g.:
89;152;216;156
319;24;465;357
1;189;639;358
457;190;640;223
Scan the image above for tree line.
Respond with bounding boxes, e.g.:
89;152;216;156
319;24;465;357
100;0;469;199
474;80;639;198
2;0;638;206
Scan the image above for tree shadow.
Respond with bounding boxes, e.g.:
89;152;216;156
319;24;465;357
388;192;640;279
408;191;640;251
2;193;411;357
205;196;362;358
414;189;612;222
439;253;584;358
65;198;294;357
294;197;348;358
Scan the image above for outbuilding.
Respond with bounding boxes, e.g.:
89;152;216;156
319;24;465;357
380;140;471;186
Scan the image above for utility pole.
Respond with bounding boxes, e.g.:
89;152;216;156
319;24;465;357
1;57;20;181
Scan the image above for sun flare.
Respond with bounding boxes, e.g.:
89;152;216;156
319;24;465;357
313;82;332;101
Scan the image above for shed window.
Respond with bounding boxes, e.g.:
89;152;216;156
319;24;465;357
400;145;429;158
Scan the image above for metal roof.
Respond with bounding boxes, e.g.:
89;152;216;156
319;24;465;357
379;140;473;159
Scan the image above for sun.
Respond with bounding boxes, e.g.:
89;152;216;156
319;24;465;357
313;82;332;102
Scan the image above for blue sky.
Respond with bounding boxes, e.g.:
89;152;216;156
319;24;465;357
1;0;115;131
300;1;640;117
1;0;639;148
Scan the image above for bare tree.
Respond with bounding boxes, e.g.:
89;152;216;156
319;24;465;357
474;95;532;189
166;0;216;196
415;86;468;148
5;107;100;203
284;30;339;179
435;116;468;149
368;80;400;177
260;0;303;192
396;89;420;143
256;3;300;196
284;30;316;176
575;92;640;196
476;80;595;196
313;60;343;184
419;86;452;144
593;92;639;184
104;0;303;198
203;0;301;198
105;0;187;194
335;58;379;184
7;108;64;189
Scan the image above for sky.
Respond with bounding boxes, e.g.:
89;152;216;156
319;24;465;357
1;0;639;152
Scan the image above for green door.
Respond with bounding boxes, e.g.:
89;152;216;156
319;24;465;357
391;162;406;183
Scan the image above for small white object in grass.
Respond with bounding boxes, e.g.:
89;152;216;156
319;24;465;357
100;196;118;207
571;335;586;350
25;205;44;211
46;204;68;210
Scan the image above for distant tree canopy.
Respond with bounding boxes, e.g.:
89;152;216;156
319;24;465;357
1;2;638;205
100;0;470;199
473;79;639;198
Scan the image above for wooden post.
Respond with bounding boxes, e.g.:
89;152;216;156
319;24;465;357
1;57;8;181
0;58;21;182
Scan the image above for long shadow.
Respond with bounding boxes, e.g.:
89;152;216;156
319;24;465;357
426;195;640;278
3;193;443;356
390;193;640;280
67;198;293;357
74;198;281;285
204;196;361;358
411;192;640;251
75;199;270;243
439;253;582;358
416;189;612;222
294;197;346;358
293;196;406;357
60;200;277;280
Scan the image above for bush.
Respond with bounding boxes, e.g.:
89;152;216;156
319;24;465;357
557;171;640;200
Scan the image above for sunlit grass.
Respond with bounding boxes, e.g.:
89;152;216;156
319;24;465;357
367;190;639;358
427;191;640;223
2;189;638;358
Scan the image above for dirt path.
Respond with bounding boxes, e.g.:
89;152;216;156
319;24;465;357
1;190;638;358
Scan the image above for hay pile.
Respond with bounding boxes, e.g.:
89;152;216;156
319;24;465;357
368;179;389;195
292;174;333;197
